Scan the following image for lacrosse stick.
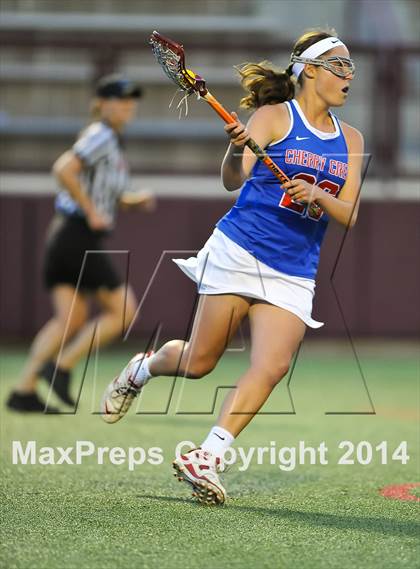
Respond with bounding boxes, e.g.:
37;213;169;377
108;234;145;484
150;31;291;189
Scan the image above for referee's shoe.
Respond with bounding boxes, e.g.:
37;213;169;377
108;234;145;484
39;361;75;407
7;391;59;413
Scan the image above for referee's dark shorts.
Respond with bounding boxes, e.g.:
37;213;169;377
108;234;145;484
44;214;122;292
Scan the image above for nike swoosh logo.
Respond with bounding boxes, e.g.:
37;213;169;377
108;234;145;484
331;39;339;43
215;434;225;440
296;136;310;141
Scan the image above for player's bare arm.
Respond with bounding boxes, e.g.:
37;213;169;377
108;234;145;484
221;104;290;191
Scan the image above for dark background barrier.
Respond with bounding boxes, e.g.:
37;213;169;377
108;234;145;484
1;195;418;340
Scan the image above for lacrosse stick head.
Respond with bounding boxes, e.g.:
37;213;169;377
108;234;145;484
149;31;208;97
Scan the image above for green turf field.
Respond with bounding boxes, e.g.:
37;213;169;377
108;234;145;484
1;341;419;569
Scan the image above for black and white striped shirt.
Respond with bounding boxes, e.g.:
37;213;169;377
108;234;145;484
55;121;130;224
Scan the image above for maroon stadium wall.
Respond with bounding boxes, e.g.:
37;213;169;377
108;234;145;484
0;196;418;340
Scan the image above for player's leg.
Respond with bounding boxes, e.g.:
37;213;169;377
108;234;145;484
56;284;137;371
101;293;251;423
7;285;88;411
216;301;306;437
149;293;251;378
146;293;248;505
175;302;305;505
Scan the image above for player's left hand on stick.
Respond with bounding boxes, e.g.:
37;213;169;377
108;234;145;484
281;179;321;204
224;112;251;147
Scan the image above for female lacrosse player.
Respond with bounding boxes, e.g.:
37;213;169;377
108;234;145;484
101;29;363;505
7;74;155;412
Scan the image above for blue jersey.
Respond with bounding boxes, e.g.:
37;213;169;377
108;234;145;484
217;99;349;279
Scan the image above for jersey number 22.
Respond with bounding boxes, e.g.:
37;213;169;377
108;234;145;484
279;173;340;221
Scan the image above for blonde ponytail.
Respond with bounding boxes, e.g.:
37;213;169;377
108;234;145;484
237;61;295;110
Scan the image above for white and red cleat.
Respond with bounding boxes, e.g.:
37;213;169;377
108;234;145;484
100;352;153;424
172;448;227;506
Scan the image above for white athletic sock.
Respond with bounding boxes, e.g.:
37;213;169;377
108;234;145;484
201;426;235;458
132;355;154;388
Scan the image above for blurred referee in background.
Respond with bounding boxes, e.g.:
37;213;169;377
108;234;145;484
7;74;155;413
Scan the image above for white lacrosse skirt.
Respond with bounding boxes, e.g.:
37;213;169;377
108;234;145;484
172;228;323;329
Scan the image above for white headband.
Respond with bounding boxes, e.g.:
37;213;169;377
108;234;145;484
292;37;346;77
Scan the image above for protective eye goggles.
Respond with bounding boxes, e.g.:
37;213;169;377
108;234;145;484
291;54;355;78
